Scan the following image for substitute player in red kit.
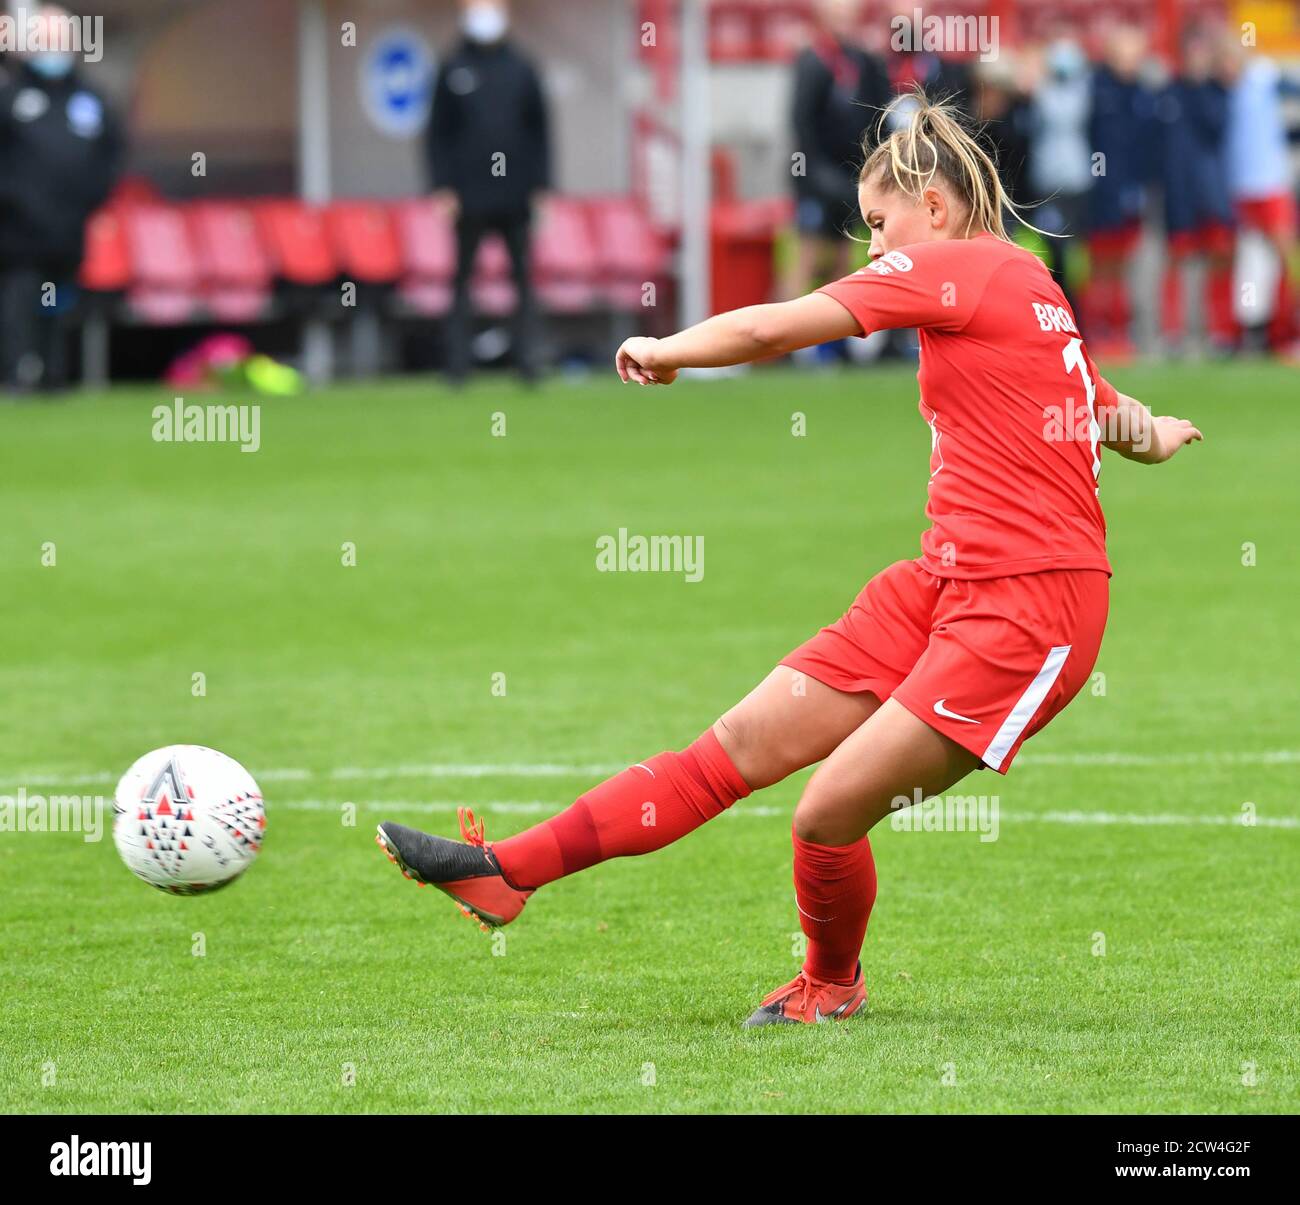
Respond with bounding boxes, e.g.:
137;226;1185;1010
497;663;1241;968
377;93;1202;1026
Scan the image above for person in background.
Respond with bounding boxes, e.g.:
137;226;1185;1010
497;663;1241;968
427;0;551;384
885;40;972;119
1155;25;1236;355
1220;34;1300;355
863;11;972;363
971;54;1032;215
0;4;121;395
786;0;890;301
1084;25;1156;358
1026;37;1092;312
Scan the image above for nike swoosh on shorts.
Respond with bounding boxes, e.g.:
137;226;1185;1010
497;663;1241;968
933;699;981;725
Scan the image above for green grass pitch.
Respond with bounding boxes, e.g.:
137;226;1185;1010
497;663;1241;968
1;361;1296;1114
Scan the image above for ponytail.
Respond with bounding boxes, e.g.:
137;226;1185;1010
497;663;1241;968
860;88;1044;243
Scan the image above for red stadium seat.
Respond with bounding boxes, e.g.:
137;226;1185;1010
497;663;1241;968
122;202;201;324
111;175;164;208
187;201;272;323
324;201;402;286
253;199;337;287
80;206;131;293
393;197;604;319
587;196;669;309
471;233;516;317
391;200;519;317
533;197;598;314
393;198;456;279
392;198;456;316
710;1;762;62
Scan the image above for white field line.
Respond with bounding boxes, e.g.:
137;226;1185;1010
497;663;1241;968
274;799;1300;829
330;763;627;780
1018;750;1300;767
6;748;1300;789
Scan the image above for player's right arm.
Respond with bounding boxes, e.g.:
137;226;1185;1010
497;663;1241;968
1102;391;1204;464
615;241;968;385
615;293;860;384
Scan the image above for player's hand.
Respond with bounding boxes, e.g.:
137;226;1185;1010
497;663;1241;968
1149;415;1203;462
615;337;677;386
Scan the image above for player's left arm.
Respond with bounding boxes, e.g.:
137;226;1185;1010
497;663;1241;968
614;293;858;385
1101;390;1203;464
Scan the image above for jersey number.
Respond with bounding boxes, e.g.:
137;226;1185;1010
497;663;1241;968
1062;338;1101;481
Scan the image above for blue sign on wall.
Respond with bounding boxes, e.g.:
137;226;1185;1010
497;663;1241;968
359;26;434;139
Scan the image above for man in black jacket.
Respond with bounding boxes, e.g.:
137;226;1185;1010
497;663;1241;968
0;6;122;394
427;0;551;383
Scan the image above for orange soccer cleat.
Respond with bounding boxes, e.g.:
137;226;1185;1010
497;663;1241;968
743;963;867;1027
375;807;532;931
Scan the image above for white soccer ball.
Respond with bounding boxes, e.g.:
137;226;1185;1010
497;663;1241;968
112;745;265;895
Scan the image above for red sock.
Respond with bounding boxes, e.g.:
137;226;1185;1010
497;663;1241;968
1207;264;1236;342
491;729;751;890
1112;277;1133;342
1162;263;1184;341
1087;277;1123;345
793;829;877;985
1269;274;1297;348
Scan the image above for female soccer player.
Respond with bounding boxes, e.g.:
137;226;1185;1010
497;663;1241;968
377;94;1201;1026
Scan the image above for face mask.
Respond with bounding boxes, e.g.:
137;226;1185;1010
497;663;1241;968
28;51;74;79
1047;42;1084;80
463;4;508;44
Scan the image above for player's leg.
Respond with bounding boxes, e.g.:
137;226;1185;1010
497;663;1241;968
744;700;978;1026
377;560;931;931
488;665;879;884
444;213;485;384
1161;237;1188;349
1265;221;1298;351
748;568;1109;1026
377;666;879;929
1089;262;1117;347
500;209;540;381
793;698;981;846
713;664;880;790
829;230;856;282
0;266;42;392
1084;226;1138;355
1202;223;1238;350
474;561;933;905
786;233;818;298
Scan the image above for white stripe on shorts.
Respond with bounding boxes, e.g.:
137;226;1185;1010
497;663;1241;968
982;644;1072;772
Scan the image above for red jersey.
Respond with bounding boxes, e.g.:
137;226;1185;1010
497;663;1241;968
820;234;1116;579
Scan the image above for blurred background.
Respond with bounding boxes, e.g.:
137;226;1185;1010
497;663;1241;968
1;0;1297;392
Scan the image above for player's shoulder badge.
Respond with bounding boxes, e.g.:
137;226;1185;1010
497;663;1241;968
865;250;914;276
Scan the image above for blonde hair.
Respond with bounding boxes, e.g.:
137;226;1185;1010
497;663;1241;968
860;89;1043;243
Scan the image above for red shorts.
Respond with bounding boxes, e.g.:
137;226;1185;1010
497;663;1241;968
1168;222;1235;258
1088;223;1142;259
1236;195;1297;241
781;560;1109;773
